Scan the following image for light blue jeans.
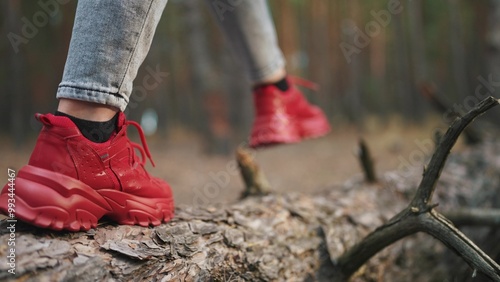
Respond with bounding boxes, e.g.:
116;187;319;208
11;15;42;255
56;0;286;111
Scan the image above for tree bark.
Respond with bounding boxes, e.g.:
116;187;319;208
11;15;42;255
2;99;500;281
2;145;500;281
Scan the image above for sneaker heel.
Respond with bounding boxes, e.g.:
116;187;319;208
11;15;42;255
0;166;111;231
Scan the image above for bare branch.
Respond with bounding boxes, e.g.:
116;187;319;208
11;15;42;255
335;97;500;280
411;96;499;210
423;211;500;279
333;214;421;278
445;208;500;227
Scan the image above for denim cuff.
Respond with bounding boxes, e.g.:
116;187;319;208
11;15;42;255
56;84;128;112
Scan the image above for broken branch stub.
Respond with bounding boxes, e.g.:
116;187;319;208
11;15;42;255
236;147;271;198
356;138;377;183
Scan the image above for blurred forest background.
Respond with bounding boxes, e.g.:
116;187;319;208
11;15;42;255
1;0;500;153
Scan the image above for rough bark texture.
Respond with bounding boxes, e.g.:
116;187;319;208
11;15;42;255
2;100;500;281
2;138;500;281
1;182;400;281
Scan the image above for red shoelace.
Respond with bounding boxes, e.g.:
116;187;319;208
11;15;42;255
125;120;156;167
288;75;320;91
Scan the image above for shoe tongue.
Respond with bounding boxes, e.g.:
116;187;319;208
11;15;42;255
38;113;77;127
39;112;126;138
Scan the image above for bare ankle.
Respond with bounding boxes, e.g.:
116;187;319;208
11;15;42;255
57;99;119;122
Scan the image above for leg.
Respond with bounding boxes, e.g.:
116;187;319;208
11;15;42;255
206;0;286;85
207;0;331;147
0;0;174;231
57;0;166;115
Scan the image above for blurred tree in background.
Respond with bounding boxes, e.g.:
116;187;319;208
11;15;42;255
0;0;498;153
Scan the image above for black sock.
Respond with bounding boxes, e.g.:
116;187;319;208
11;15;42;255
272;77;289;92
55;111;118;143
255;77;290;93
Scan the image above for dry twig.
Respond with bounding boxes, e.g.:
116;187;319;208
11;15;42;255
335;97;500;281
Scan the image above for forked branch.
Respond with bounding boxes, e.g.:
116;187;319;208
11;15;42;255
334;97;500;281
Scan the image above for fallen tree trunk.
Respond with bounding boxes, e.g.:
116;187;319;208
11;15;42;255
2;99;500;281
0;180;404;281
1;144;499;281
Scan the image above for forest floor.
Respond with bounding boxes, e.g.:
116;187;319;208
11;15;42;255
0;115;467;208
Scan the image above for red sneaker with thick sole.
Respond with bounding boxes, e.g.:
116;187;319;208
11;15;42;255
249;76;331;148
0;113;174;231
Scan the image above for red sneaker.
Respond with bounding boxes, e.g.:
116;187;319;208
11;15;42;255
0;113;174;231
249;76;331;148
